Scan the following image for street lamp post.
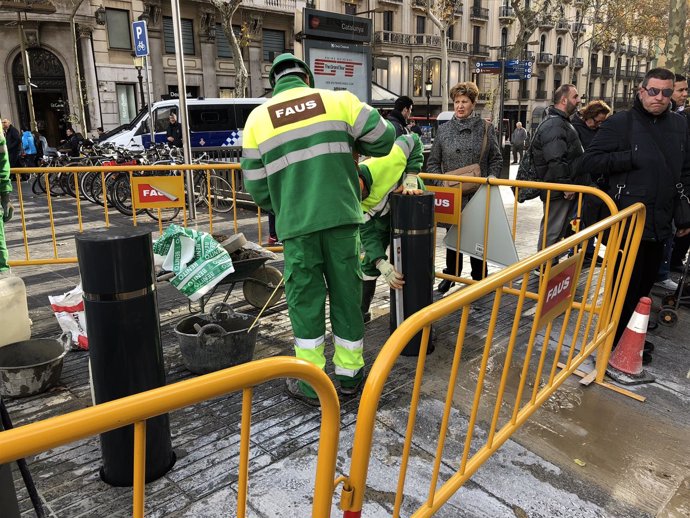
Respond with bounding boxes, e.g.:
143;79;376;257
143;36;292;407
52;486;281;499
425;78;433;126
133;56;145;112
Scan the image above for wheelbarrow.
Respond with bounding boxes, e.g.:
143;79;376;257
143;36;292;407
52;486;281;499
159;256;284;314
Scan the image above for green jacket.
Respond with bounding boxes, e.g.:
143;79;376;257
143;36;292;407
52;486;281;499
241;75;395;240
0;128;12;194
359;133;424;221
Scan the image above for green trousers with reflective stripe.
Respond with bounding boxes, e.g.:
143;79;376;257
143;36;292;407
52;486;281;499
0;217;7;271
361;214;391;279
283;225;364;377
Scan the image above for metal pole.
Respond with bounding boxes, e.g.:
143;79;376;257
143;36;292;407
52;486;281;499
170;0;195;219
426;93;430;125
498;58;506;147
137;66;145;112
145;56;155;148
17;13;37;132
70;0;88;134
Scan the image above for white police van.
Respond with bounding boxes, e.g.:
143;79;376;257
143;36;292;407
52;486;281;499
102;97;266;150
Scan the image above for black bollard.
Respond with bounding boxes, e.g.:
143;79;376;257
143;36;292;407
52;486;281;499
0;417;21;518
76;228;175;487
389;191;435;356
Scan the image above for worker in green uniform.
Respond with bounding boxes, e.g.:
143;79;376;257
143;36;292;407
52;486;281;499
358;133;425;322
241;54;395;403
0;127;14;272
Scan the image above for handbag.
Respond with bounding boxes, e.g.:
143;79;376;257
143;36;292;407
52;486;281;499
442;120;490;194
674;184;690;229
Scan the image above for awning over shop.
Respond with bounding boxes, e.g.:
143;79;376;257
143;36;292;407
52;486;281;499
371;81;398;108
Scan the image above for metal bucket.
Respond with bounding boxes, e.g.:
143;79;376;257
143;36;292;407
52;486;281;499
174;303;258;374
0;338;67;397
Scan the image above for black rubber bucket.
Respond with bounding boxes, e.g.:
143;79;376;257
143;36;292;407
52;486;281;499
0;338;67;397
175;303;258;374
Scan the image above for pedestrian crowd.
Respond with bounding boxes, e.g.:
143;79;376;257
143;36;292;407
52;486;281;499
2;54;688;404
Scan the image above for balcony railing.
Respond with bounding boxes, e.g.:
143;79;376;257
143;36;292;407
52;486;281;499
242;0;296;12
554;54;569;66
447;39;469;53
538;16;554;29
556;20;570;33
470;43;490;56
524;51;536;62
571;57;584;68
590;66;602;76
615;43;627;54
470;6;489;20
379;0;403;4
454;4;463;15
519;90;531;100
627;44;636;56
636;71;645;81
536;90;548;100
571;22;585;34
499;6;515;21
537;52;553;65
374;31;441;47
602;66;613;77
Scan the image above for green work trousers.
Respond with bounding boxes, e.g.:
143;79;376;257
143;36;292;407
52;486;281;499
283;224;364;378
360;214;390;280
0;217;7;272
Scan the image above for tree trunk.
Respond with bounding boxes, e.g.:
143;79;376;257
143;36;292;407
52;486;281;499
666;0;686;73
212;0;249;98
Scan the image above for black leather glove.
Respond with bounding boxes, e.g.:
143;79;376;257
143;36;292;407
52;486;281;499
1;192;13;223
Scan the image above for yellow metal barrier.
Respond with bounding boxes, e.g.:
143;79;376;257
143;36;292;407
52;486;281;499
339;202;646;518
0;357;340;518
7;163;245;266
419;173;619;293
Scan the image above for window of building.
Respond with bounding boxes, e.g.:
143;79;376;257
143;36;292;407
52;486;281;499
106;9;131;50
449;61;459;86
344;3;357;15
428;58;441;97
473;26;481;47
163;17;195;55
116;84;137;124
540;34;546;53
556;37;562;56
413;56;423;97
216;24;241;59
599;81;607;99
447;23;454;41
383;11;393;32
263;29;285;62
416;16;425;34
554;72;562;90
501;28;508;57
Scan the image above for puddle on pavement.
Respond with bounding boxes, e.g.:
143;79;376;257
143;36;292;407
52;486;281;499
418;340;690;515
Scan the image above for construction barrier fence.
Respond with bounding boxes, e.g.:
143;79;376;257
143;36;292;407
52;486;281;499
339;200;646;517
0;357;341;518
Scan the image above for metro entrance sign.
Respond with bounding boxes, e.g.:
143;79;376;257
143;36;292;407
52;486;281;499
475;59;532;79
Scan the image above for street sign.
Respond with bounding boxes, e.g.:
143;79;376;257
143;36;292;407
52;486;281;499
476;60;502;68
506;73;532;80
132;20;149;57
475;68;501;74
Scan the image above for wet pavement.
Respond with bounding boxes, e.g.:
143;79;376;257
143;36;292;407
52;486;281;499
2;165;689;517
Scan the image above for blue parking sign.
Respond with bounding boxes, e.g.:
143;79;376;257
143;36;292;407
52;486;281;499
132;20;149;57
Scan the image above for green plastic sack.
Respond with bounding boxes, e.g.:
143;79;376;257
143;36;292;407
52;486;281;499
153;224;235;301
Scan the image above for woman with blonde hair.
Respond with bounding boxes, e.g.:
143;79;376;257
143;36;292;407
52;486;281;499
427;81;502;293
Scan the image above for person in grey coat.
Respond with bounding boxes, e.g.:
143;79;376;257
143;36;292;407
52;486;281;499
510;121;528;163
427;81;502;293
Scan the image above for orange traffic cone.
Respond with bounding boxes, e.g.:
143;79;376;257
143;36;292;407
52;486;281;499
606;297;655;385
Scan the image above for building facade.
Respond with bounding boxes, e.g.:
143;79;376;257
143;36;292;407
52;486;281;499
0;0;656;146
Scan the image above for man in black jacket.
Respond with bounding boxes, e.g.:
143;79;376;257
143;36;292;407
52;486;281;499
1;119;22;168
387;96;413;137
531;84;584;251
581;67;690;363
166;112;183;148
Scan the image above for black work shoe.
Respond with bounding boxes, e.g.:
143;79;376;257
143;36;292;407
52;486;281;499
336;369;366;397
642;350;652;365
285;378;320;406
644;340;655;352
363;312;371;324
647;320;658;332
670;263;685;273
437;279;455;294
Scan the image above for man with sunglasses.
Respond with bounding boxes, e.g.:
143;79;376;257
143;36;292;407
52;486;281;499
582;67;690;364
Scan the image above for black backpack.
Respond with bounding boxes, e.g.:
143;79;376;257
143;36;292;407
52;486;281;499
515;115;558;203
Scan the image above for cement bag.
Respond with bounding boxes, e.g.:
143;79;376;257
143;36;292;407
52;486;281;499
49;284;88;351
153;224;235;301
